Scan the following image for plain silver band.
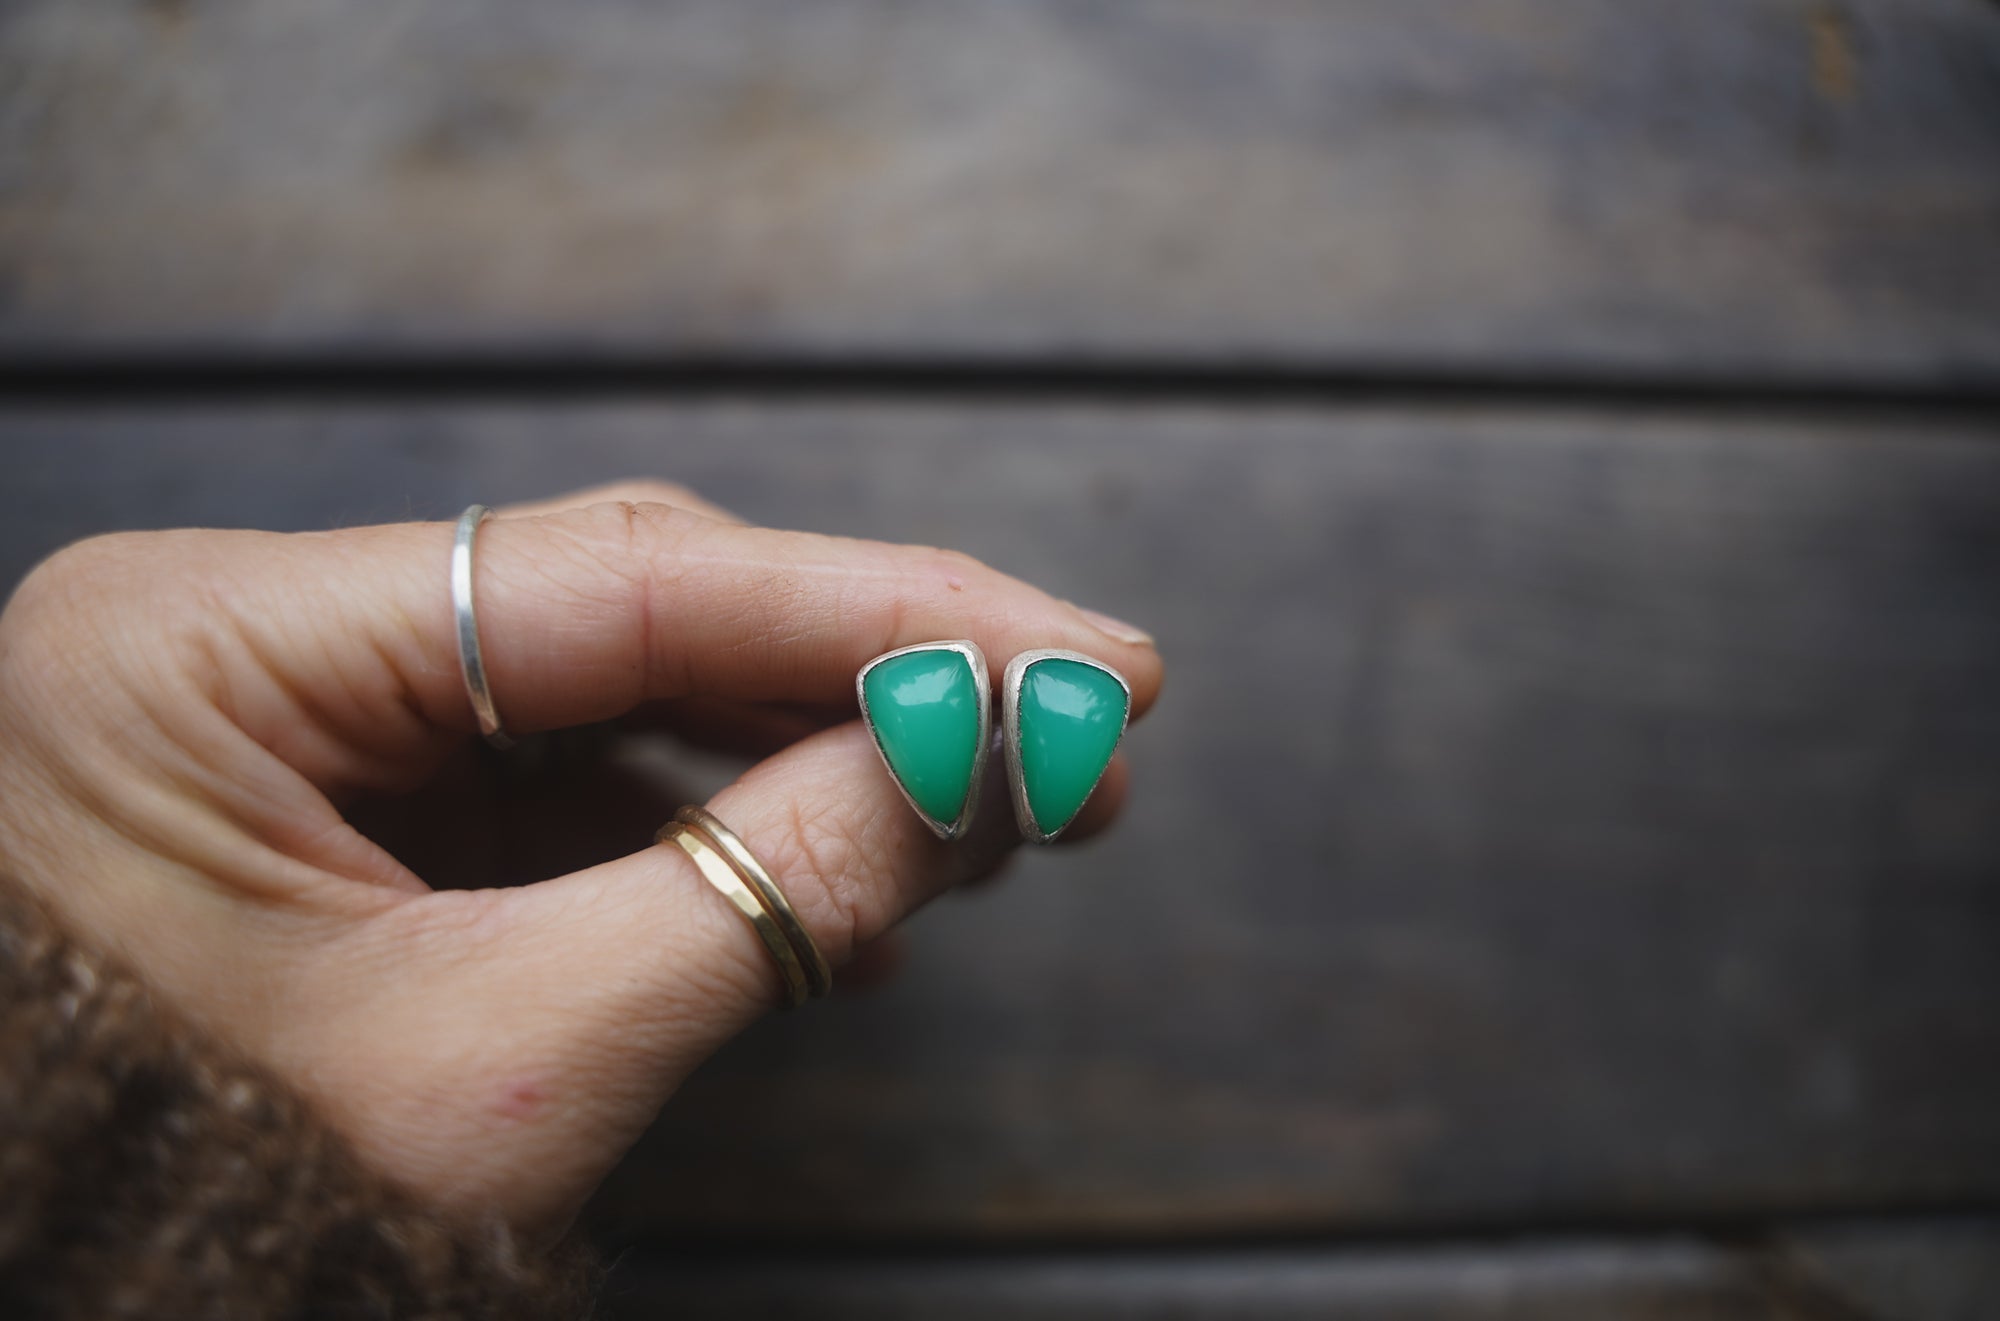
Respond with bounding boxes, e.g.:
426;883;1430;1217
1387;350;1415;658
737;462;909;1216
452;505;514;750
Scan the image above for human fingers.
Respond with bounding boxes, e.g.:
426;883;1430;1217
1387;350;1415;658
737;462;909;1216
493;479;747;526
207;499;1161;795
314;718;1107;1229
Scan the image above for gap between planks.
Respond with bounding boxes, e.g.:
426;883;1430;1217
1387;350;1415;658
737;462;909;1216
0;355;1996;421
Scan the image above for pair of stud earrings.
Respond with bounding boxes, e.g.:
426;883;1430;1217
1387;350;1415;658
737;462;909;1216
857;642;1131;844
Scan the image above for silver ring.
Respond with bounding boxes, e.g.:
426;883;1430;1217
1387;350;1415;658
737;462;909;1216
452;504;514;750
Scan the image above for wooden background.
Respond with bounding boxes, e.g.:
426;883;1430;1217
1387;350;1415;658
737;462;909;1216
2;1;1997;1316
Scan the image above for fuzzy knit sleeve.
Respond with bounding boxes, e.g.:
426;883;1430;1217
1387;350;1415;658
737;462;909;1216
0;874;601;1320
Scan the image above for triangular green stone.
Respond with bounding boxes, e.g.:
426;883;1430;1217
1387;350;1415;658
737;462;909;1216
1017;657;1129;837
863;648;982;828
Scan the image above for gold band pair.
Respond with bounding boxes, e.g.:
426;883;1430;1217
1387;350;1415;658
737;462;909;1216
657;805;831;1009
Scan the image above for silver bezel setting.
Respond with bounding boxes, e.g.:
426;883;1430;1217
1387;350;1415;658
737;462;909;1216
1001;648;1133;845
856;640;992;841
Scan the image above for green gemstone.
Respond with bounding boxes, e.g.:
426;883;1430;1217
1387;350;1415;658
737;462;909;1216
862;648;982;827
1016;657;1129;837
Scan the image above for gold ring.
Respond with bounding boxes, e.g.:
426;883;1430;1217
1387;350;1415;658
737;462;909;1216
657;806;831;1007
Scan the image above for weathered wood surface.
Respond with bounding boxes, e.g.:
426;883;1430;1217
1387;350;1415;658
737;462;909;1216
602;1240;1785;1321
1781;1216;2000;1321
4;406;1997;1241
597;1218;2000;1320
1;0;1997;382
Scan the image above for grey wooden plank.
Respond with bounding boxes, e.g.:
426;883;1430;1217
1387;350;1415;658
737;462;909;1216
598;1241;1779;1320
1778;1217;2000;1321
1;405;1997;1239
1;0;1997;380
602;1229;1970;1320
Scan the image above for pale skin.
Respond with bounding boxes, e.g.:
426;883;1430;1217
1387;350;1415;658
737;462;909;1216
0;480;1163;1241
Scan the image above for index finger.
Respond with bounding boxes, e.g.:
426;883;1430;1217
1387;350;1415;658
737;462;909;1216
309;497;1163;740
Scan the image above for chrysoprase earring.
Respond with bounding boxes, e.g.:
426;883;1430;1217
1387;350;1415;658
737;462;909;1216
857;641;991;840
1001;649;1131;844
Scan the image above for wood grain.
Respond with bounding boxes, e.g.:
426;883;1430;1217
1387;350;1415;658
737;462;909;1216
595;1217;2000;1319
1;0;1995;380
3;405;1996;1240
1780;1216;2000;1321
600;1238;1782;1320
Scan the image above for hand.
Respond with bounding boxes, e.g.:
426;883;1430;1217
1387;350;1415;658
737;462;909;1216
0;481;1162;1239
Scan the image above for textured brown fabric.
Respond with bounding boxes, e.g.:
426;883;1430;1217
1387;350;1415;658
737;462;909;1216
0;874;601;1319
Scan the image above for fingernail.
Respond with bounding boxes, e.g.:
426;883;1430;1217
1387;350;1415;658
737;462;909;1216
1077;605;1156;648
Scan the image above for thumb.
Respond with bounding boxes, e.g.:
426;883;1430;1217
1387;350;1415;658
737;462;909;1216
307;723;1126;1235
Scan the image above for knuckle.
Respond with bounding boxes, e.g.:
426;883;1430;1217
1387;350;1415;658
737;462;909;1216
611;496;699;551
536;499;697;591
3;532;176;643
514;499;705;694
608;500;702;602
0;532;205;728
551;496;690;562
617;479;704;510
13;533;143;607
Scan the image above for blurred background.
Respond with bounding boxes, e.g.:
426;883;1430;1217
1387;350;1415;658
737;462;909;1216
3;1;1998;1317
